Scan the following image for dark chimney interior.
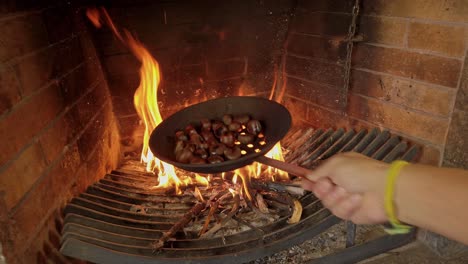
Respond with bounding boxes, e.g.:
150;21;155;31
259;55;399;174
0;0;467;263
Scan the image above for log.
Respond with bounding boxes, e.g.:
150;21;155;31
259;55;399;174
151;202;206;250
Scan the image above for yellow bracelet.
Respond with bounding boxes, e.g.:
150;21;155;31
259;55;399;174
384;160;413;235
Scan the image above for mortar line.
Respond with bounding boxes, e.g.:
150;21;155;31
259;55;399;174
364;42;464;60
352;67;461;91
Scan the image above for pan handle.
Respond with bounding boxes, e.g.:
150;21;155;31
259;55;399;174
255;156;315;181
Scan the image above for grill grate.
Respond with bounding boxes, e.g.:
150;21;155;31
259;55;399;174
60;127;419;264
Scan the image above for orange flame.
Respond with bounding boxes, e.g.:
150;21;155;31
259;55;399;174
86;7;289;198
86;7;201;194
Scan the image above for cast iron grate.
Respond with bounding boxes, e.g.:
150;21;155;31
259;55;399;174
60;127;419;264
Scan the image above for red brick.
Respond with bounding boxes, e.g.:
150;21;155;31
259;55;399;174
353;44;462;88
0;83;64;166
286;55;344;87
283;96;308;125
16;37;84;97
351;70;455;116
347;94;450;145
0;67;21;115
286;76;343;110
39;116;73;164
418;145;442;166
408;22;465;57
77;108;108;159
58;60;101;106
292;11;350;36
359;16;407;46
10;143;82;253
76;81;110;124
103;54;139;78
362;0;468;23
0;143;48;211
0;13;49;62
288;33;346;62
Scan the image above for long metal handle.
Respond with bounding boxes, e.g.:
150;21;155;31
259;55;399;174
255;156;313;180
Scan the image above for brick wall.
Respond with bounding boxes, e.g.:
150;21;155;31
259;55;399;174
0;4;120;263
89;0;294;154
283;0;468;165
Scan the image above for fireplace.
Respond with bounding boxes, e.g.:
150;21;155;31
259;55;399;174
1;0;468;263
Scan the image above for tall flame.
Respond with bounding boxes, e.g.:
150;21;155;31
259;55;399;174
86;7;188;194
87;7;289;198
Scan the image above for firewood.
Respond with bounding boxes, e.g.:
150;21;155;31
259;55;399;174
200;194;240;239
151;202;206;250
256;193;269;213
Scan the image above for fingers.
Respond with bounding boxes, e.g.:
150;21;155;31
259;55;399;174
312;178;363;221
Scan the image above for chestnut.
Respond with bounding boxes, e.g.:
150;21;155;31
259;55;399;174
222;114;233;125
190;156;207;164
175;130;188;141
200;119;211;130
214;125;228;138
246;120;262;135
190;134;204;145
209;143;226;156
228;121;242;132
207;155;224;164
174;140;185;154
201;130;216;142
237;133;254;144
176;148;193;163
234;114;250;124
211;121;224;132
195;148;208;159
220;132;235;147
224;146;242;160
185;125;197;135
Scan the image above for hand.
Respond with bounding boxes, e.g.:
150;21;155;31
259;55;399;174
301;152;390;224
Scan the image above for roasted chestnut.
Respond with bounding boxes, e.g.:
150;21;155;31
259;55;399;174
207;155;224;164
246;120;262;135
200;119;211;130
224;146;242;160
175;130;188;141
195;148;208;159
176;148;193;163
209;143;226;156
222;114;233;125
174;140;185;154
185;125;197;135
220;132;235;147
237;133;254;144
228;121;242;132
190;156;207;164
234;114;250;124
214;125;228;138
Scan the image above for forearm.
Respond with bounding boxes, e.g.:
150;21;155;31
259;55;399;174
395;164;468;244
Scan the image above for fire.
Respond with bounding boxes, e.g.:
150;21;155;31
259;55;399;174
87;7;289;197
